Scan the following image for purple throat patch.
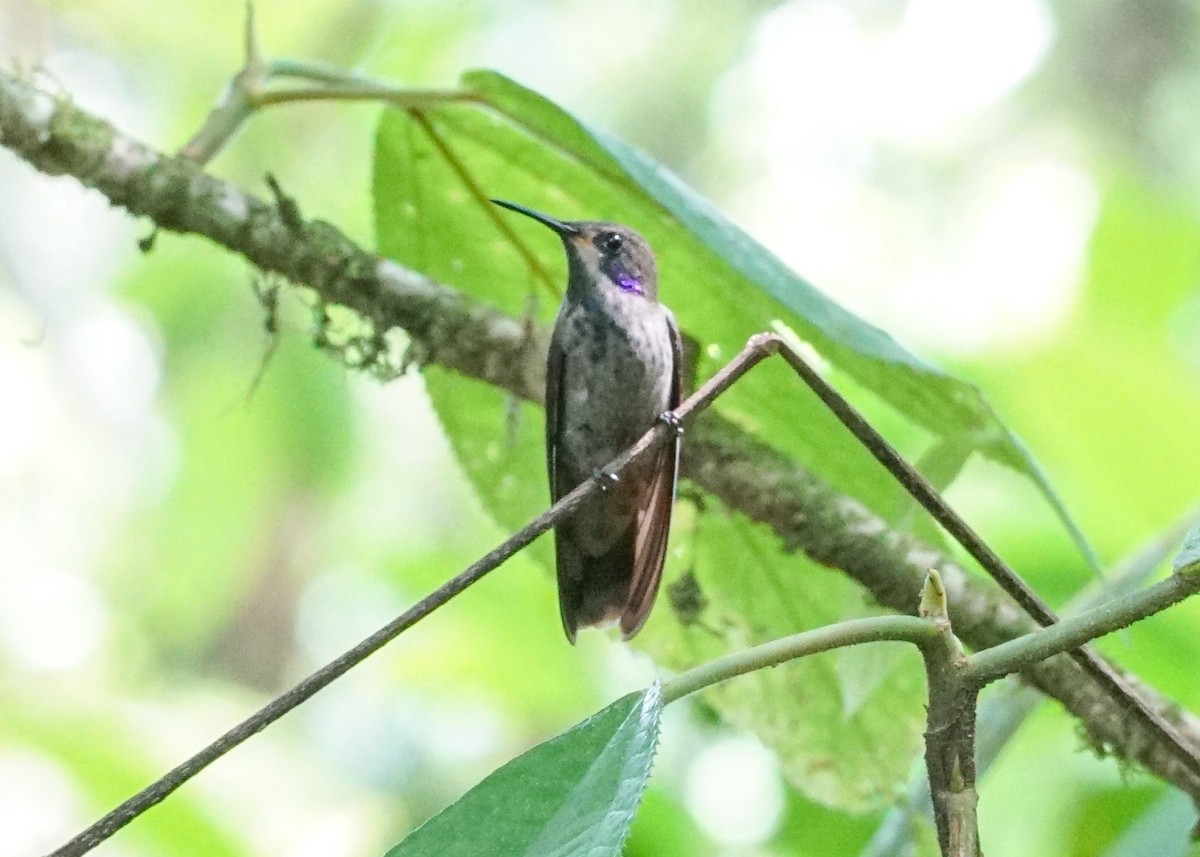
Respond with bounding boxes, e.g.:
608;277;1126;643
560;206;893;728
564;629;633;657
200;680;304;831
615;272;644;295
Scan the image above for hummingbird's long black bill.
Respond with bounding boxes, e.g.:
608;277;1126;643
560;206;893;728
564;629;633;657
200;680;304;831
491;199;580;236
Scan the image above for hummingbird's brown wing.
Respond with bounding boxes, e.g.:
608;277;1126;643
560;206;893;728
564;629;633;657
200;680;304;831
619;310;683;639
546;323;565;496
545;321;586;643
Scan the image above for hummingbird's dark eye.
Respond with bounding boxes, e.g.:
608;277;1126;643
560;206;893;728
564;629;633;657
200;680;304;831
597;231;624;254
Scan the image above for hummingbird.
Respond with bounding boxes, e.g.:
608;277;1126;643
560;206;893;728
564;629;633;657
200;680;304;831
492;199;682;643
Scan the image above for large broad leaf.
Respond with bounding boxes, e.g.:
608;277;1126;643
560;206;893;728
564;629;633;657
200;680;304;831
384;687;661;857
371;70;1091;809
374;69;1094;567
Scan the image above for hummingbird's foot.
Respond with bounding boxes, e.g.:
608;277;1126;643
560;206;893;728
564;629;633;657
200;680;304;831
658;410;685;437
591;468;621;491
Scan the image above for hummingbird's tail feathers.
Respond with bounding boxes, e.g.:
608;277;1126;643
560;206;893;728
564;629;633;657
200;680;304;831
556;415;680;643
556;525;637;643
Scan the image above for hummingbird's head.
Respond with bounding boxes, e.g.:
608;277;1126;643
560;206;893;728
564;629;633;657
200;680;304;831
492;199;659;302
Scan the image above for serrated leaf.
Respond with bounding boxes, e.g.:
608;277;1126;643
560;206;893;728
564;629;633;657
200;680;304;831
384;687;661;857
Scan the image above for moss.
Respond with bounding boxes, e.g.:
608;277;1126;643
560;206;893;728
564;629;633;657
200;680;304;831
46;100;115;178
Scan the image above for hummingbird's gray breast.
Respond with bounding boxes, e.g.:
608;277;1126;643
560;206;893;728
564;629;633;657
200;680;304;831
553;292;675;555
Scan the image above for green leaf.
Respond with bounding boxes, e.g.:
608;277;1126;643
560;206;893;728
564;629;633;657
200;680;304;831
384;687;662;857
421;369;554;570
467;69;1097;572
372;71;1094;557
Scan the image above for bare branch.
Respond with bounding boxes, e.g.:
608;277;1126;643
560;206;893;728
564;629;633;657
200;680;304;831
180;17;477;166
